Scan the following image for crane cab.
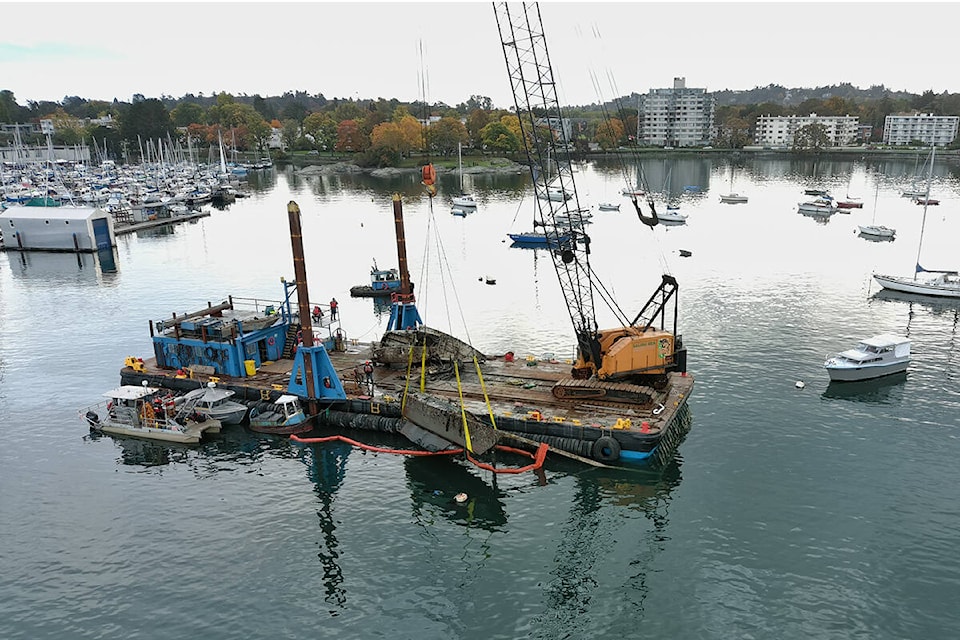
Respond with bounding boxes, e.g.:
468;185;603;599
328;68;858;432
573;326;686;386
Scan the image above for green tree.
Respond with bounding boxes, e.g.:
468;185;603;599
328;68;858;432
479;120;520;153
793;123;830;151
281;119;301;150
303;111;338;152
170;102;206;127
119;98;173;145
0;90;26;122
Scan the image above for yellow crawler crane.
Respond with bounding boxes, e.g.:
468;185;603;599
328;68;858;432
494;2;686;406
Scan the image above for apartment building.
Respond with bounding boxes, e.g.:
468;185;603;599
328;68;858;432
638;78;715;147
882;113;958;146
754;113;859;147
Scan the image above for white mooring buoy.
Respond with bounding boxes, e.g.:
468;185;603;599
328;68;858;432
795;380;805;389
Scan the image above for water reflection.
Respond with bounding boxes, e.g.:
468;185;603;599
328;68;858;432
533;459;683;637
86;425;305;468
7;249;120;286
821;371;908;404
404;456;508;530
301;439;352;610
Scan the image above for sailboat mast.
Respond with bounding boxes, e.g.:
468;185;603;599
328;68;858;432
914;145;936;281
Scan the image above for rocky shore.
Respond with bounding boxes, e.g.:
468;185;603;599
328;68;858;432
296;158;526;178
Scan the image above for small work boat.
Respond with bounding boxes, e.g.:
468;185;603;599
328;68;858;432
81;384;222;444
598;202;620;211
824;334;910;382
178;383;248;425
248;395;312;435
350;260;409;298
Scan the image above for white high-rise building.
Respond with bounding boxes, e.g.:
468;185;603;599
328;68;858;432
754;113;859;147
882;113;958;146
638;78;715;148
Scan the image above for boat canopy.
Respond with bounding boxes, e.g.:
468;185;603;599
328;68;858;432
104;385;159;400
857;334;911;357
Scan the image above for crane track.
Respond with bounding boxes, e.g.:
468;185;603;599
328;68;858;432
551;378;658;408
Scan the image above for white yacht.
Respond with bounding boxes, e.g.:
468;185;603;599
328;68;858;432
824;334;911;382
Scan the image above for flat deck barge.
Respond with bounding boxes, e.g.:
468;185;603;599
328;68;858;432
121;341;694;466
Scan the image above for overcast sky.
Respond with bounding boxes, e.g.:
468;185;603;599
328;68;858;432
3;1;958;110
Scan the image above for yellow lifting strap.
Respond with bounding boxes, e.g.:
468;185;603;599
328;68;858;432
474;355;497;430
419;340;427;392
454;360;474;453
401;344;415;412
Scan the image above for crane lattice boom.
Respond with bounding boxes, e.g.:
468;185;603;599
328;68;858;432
494;2;600;365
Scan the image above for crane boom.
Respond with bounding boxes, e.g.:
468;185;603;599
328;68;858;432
494;2;687;396
493;2;602;371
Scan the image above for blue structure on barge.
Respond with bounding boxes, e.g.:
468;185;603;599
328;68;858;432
149;200;347;404
149;279;345;401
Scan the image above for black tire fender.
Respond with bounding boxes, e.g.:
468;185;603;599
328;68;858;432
592;435;621;462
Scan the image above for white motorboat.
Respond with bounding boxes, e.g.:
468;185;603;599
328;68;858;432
451;194;477;208
858;224;896;239
797;198;838;215
658;208;688;223
598;202;620;211
80;384;222;444
179;384;249;425
824;334;911;382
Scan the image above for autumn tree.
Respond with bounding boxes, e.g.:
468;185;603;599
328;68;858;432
335;119;367;152
466;109;492;146
594;118;625;149
369;121;407;165
397;114;424;151
425;116;468;156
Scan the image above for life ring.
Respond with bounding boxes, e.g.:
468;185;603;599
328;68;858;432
421;164;437;186
592;436;621;463
267;336;276;346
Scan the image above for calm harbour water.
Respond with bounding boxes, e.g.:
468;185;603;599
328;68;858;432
2;154;959;639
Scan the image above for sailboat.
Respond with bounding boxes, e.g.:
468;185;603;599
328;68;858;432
719;165;748;204
858;182;895;240
873;146;960;298
658;162;687;223
451;142;477;209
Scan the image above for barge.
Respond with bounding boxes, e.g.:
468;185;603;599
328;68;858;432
116;197;694;468
121;336;693;467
